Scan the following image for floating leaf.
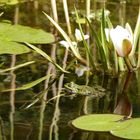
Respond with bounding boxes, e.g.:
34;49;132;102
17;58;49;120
111;118;140;140
0;39;30;54
0;23;55;44
0;0;29;5
72;114;129;132
0;22;55;54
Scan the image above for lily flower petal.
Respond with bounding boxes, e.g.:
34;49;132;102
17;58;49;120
125;23;133;39
72;41;77;46
110;25;133;57
75;28;89;41
75;65;90;77
83;34;90;40
59;40;70;49
59;40;77;50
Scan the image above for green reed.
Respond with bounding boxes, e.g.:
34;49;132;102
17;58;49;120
45;5;140;75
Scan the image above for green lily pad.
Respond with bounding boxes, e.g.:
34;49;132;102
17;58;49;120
0;23;55;44
111;118;140;140
0;39;30;54
0;0;27;5
71;114;130;132
0;22;55;54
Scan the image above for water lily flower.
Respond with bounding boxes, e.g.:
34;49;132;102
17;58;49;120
75;29;89;41
109;25;133;57
105;25;134;71
75;64;90;77
59;28;89;49
59;40;77;49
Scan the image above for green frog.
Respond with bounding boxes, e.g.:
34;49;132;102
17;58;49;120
64;82;106;98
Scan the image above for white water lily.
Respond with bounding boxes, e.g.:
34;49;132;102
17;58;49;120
108;25;133;57
59;40;77;49
59;29;89;49
75;29;89;41
75;65;90;77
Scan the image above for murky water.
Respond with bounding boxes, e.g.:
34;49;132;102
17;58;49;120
0;0;140;140
0;71;140;140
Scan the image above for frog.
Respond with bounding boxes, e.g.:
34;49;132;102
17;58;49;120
64;82;106;98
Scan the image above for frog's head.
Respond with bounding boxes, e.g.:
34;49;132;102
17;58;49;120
64;82;75;89
64;82;78;93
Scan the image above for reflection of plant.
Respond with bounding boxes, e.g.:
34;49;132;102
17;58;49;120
0;22;67;93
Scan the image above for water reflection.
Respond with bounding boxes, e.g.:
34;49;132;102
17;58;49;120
0;71;140;139
9;93;15;140
114;72;133;117
9;55;16;140
67;72;137;140
0;1;139;139
38;95;46;140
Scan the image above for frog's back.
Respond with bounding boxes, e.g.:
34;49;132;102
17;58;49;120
64;82;106;98
83;85;106;97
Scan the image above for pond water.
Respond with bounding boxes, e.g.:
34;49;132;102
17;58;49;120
0;0;140;140
1;71;140;140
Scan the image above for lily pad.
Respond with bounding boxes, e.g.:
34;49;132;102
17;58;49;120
0;39;30;54
0;0;28;5
0;23;55;44
71;114;130;132
111;118;140;140
0;22;55;54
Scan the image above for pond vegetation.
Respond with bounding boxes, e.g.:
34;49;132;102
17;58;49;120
0;0;140;140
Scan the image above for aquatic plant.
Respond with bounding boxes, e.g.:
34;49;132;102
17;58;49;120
0;0;26;5
0;22;54;54
0;22;60;74
72;114;140;140
87;8;140;73
44;8;140;75
59;29;89;50
105;25;133;71
107;25;133;57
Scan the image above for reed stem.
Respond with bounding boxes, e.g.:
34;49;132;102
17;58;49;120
119;0;126;26
62;0;72;35
124;56;133;71
51;0;58;22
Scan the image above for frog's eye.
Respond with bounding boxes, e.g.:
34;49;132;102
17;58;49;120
71;82;74;87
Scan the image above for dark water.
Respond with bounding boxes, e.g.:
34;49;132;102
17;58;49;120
0;0;140;140
0;72;140;140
